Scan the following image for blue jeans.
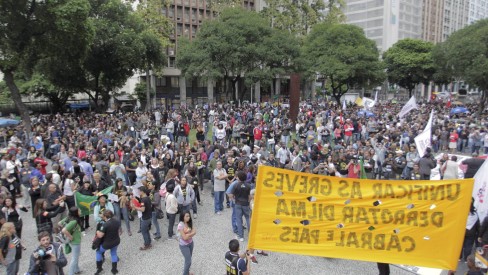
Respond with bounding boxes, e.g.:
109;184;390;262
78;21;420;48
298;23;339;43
168;132;174;142
113;203;131;233
179;242;194;275
214;191;224;213
230;201;238;233
68;244;81;275
141;218;152;246
151;211;161;237
96;245;118;262
6;260;19;275
235;204;251;239
167;213;176;238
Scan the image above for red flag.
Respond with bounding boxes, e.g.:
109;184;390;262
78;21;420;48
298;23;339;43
446;97;451;108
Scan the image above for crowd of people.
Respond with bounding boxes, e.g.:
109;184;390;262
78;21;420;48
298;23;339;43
0;97;486;275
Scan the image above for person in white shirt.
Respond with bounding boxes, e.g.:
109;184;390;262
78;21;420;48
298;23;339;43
165;180;178;240
276;142;290;168
135;161;148;184
166;119;175;142
213;161;227;215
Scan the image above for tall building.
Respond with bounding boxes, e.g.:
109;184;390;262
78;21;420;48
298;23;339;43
344;0;422;52
442;0;470;40
150;0;260;107
422;0;444;43
468;0;488;24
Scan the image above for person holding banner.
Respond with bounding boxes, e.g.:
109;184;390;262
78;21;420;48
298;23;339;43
462;199;479;262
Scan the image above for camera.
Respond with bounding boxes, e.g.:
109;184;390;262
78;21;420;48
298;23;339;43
35;247;51;260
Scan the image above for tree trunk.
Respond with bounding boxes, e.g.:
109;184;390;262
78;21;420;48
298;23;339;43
145;67;151;112
408;88;413;98
332;88;342;106
479;89;487;117
3;70;32;141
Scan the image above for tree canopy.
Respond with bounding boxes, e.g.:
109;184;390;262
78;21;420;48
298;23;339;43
383;38;435;97
433;19;488;114
177;7;300;101
0;0;93;136
260;0;325;36
302;23;384;105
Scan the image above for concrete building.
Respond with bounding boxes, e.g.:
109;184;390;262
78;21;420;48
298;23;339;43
344;0;422;52
422;0;444;43
468;0;488;24
442;0;470;40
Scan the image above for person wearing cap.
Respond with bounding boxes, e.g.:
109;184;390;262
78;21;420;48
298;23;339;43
93;193;114;225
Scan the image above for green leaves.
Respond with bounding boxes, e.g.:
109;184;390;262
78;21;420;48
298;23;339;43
177;7;300;100
383;38;435;96
302;23;384;103
434;19;488;113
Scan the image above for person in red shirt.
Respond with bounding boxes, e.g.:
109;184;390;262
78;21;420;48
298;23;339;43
253;125;263;144
449;129;459;153
346;158;360;178
34;152;48;175
343;119;354;145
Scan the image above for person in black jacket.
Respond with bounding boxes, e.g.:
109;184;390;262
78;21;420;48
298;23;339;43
463;198;479;261
462;153;485;179
95;210;121;275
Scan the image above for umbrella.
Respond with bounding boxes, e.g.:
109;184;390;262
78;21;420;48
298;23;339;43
0;118;20;128
357;110;375;118
450;107;469;115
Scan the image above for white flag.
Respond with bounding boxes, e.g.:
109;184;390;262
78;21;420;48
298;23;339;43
374;90;378;102
414;110;434;157
342;100;346;110
398;96;418;118
362;97;375;109
473;159;488;221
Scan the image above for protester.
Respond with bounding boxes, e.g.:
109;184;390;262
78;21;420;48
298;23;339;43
225;239;251;275
0;222;21;275
178;210;196;275
60;206;83;275
95;210;120;275
27;231;67;275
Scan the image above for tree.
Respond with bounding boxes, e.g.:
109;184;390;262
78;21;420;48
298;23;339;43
383;38;436;98
324;0;346;24
134;0;172;111
19;73;72;113
433;19;488;114
0;0;93;137
44;0;147;111
260;0;325;36
177;8;299;102
302;23;385;105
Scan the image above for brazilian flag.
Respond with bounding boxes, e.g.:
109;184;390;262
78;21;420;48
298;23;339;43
75;186;113;216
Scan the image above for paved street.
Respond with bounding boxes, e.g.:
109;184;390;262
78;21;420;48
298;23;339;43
8;180;429;275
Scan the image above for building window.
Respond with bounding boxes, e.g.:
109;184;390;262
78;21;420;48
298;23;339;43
171;76;179;87
156;77;167;87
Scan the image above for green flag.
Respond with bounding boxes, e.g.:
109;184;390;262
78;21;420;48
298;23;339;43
360;158;367;179
75;186;113;216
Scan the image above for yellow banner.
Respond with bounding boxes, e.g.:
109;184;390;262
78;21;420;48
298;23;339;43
248;166;474;270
